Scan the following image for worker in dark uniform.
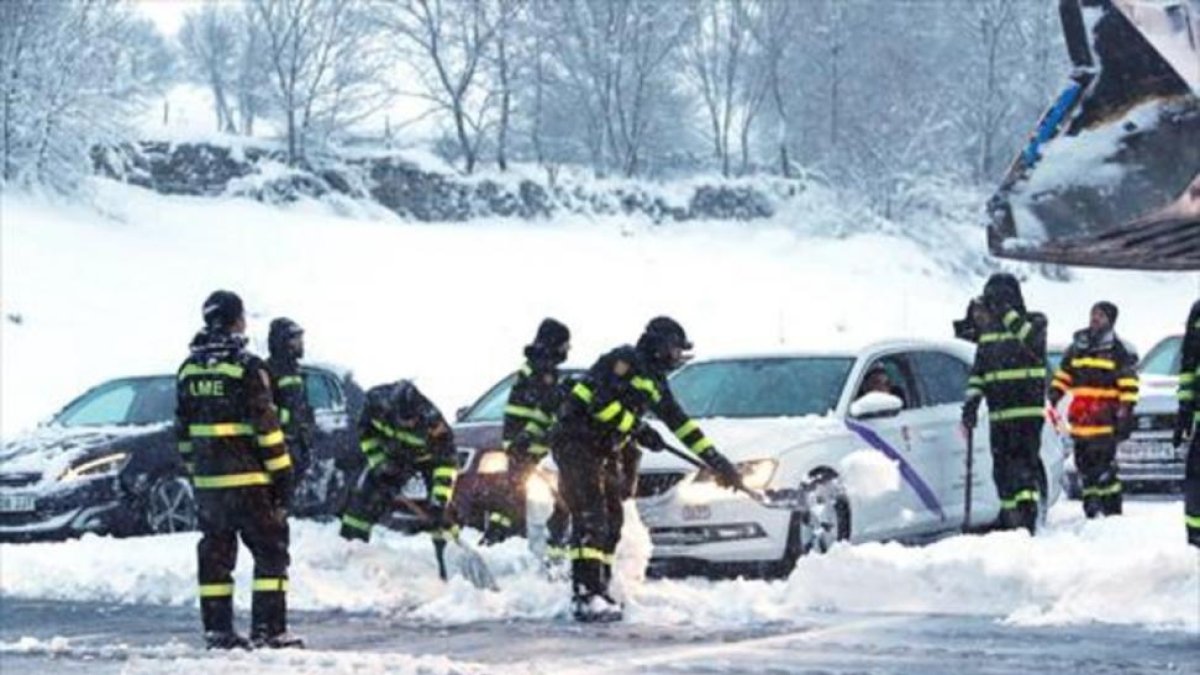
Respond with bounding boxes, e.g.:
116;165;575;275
961;274;1049;533
1174;299;1200;547
339;380;458;542
176;290;302;650
266;318;314;504
551;317;743;622
1049;301;1138;518
483;318;571;550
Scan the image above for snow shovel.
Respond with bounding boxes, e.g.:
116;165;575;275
962;423;975;534
397;497;499;591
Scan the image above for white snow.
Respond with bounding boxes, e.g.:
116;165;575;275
0;501;1195;633
837;450;901;499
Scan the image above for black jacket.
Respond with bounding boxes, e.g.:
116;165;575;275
175;330;292;496
266;355;314;450
357;382;458;506
1178;300;1200;429
502;360;562;464
966;302;1049;425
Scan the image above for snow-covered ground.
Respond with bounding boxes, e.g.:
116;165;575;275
0;500;1195;634
2;179;1194;435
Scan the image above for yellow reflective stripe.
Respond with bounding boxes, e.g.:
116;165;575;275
431;525;462;541
179;363;245;380
978;333;1016;343
257;430;285;447
617;410;636;433
1071;425;1114;438
1117;378;1138;388
999;489;1039;510
277;376;303;388
1071;388;1120;399
433;466;457;481
966;387;983;398
545;545;570;560
1180;391;1196;401
505;405;553;426
198;583;234;598
371;420;428;447
365;451;387;469
488;512;514;528
989;407;1045;422
177;441;193;454
193;472;271;489
189;423;254;437
1186;514;1200;528
1002;310;1021;326
264;453;292;472
361;438;383;453
981;367;1047;382
1071;358;1115;370
1051;379;1070;393
572;383;595;404
1054;370;1073;383
252;577;288;592
279;408;291;425
528;443;550;456
1180;373;1196;384
519;363;533;377
342;514;372;532
1017;322;1033;340
570;547;613;563
674;420;700;440
523;421;545;436
631;376;662;403
691;437;714;454
595;401;623;422
431;485;453;501
184;462;195;474
1119;394;1138;403
1082;482;1122;497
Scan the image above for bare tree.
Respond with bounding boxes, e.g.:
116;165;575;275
180;4;239;133
684;0;758;177
746;0;798;177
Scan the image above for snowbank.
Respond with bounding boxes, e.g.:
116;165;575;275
1;501;1195;632
2;180;1192;437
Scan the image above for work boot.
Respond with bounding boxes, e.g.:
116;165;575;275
572;593;623;623
1082;496;1102;519
204;630;252;651
1101;493;1123;516
251;631;305;649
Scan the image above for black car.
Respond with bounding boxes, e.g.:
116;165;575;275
0;364;364;542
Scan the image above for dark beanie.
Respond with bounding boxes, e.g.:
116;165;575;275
202;290;244;330
1093;301;1118;325
533;318;570;350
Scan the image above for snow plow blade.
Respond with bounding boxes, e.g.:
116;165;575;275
988;0;1200;271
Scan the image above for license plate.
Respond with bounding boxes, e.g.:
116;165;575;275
1119;442;1177;462
0;493;36;513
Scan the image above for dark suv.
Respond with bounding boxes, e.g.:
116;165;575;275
0;365;364;542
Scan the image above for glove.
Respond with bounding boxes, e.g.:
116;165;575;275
634;424;667;452
702;450;742;491
962;398;981;430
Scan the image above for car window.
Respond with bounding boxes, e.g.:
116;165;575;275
1139;336;1182;376
462;373;519;423
126;377;177;425
854;354;920;409
670;357;854;418
55;380;139;426
305;372;339;411
911;351;971;406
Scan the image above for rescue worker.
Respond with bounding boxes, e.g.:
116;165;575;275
1173;299;1200;547
483;318;571;552
175;290;302;650
551;316;743;622
339;380;458;542
1049;301;1139;518
266;318;314;501
962;274;1048;533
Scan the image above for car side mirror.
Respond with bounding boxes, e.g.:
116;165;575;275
455;406;469;422
849;392;904;420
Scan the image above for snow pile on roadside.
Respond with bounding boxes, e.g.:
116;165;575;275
1;501;1194;632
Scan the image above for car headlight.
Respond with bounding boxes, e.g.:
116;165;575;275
60;452;129;482
695;459;777;490
475;451;509;475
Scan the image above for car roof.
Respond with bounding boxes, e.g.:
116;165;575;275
692;337;974;363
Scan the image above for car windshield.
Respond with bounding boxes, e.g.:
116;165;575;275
1139;336;1182;376
53;377;176;427
670;357;854;418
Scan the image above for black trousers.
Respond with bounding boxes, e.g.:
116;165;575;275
1073;436;1122;517
1186;432;1200;547
990;420;1044;532
340;462;430;541
196;487;290;636
554;439;639;600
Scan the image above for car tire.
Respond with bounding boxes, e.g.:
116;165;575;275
146;474;198;534
779;469;851;575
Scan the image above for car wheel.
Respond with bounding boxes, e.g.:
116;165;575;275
779;469;851;574
146;475;197;534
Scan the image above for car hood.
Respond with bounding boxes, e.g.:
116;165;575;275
640;415;844;471
0;423;167;488
1135;374;1181;414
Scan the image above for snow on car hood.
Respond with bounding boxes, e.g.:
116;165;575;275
640;415;844;471
0;423;168;486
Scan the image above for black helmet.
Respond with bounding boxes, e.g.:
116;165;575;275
637;316;693;373
389;380;423;418
202;290;244;330
527;317;571;365
982;273;1026;313
269;317;305;359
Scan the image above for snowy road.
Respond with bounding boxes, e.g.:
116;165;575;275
1;597;1196;674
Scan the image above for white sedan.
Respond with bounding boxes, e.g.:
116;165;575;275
634;339;1065;577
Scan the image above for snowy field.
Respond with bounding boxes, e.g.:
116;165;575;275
1;181;1198;672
